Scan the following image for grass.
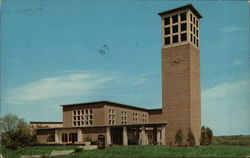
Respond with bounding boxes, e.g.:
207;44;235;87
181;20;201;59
1;145;250;158
213;135;250;146
0;145;76;158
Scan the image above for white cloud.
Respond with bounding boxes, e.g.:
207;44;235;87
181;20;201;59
6;73;114;104
218;25;245;33
130;72;154;86
230;59;244;65
202;80;250;135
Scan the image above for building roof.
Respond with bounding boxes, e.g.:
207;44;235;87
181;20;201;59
36;122;167;130
60;100;162;112
158;4;202;19
30;122;62;124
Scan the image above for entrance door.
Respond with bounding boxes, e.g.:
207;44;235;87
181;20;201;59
111;127;123;145
69;133;78;144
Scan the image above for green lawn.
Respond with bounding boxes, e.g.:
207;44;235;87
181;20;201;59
1;145;250;158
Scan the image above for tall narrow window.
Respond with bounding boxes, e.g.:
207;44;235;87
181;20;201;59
190;14;193;22
172;25;178;33
197;39;199;47
180;13;186;21
164;17;170;25
172;15;178;23
190;24;193;32
165;37;170;45
173;35;178;43
191;34;193;42
181;33;187;41
181;23;186;31
164;27;170;35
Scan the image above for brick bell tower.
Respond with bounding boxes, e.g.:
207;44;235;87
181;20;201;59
159;4;202;145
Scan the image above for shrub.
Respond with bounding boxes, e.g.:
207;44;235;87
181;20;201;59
175;128;183;146
84;136;92;142
187;128;196;146
75;147;84;152
0;114;38;150
200;126;213;145
47;134;55;142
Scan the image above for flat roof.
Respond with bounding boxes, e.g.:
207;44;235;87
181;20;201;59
158;4;202;19
36;122;167;130
30;122;62;124
60;100;162;112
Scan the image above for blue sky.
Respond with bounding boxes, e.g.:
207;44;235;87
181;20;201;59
1;0;249;136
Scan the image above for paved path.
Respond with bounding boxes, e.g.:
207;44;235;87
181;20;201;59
50;150;75;156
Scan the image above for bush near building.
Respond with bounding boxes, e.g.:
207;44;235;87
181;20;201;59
175;129;183;146
0;114;38;150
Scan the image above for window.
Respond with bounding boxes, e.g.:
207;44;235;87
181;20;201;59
142;114;148;123
196;20;198;27
191;34;193;42
193;26;195;34
180;13;186;21
181;33;187;41
197;39;199;47
62;133;68;142
194;36;196;45
172;25;178;33
132;112;138;124
172;15;178;23
165;37;170;45
181;23;186;31
190;24;192;32
190;14;193;22
193;17;195;24
72;108;93;126
108;108;116;125
164;27;170;35
173;35;178;43
164;17;170;25
121;110;127;124
196;30;199;37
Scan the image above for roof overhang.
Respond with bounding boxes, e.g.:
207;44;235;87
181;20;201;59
158;4;202;19
36;122;167;130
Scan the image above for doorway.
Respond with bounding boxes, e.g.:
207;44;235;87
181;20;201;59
111;127;123;145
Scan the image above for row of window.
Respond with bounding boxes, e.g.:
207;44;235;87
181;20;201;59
164;23;187;35
73;109;92;115
72;109;93;127
73;115;93;120
164;12;187;25
108;109;116;125
165;34;199;47
164;33;187;45
73;120;93;126
190;13;199;28
121;110;128;124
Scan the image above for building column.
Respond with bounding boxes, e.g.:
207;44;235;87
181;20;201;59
141;126;147;145
123;126;128;146
77;128;83;143
55;129;60;143
161;126;166;145
157;129;161;145
106;127;111;145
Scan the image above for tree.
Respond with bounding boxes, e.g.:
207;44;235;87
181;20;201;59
175;128;183;146
187;128;196;146
0;114;38;150
200;126;213;145
206;127;213;145
0;114;20;133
